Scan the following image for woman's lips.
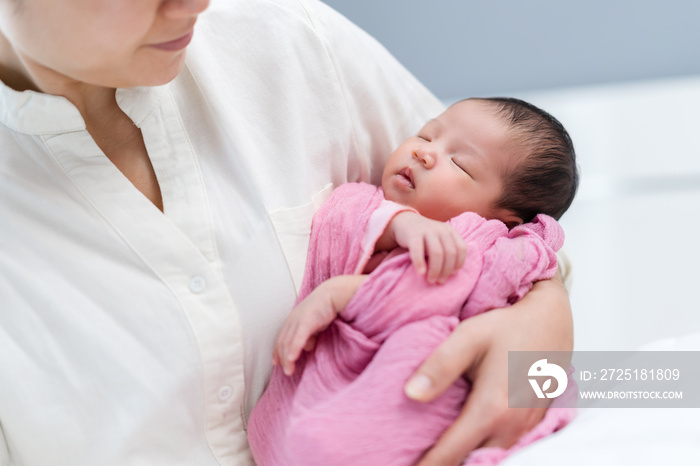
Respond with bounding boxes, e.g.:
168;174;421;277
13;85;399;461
397;167;415;189
150;30;194;51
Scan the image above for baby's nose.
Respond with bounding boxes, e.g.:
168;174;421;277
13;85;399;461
413;151;435;169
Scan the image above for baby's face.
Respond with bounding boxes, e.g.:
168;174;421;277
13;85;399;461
381;99;521;222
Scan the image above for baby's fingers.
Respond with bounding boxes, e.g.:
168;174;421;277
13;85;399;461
407;236;427;276
287;314;327;374
275;322;306;376
437;232;459;283
425;235;445;284
433;229;467;283
304;334;318;352
454;229;467;269
274;326;292;373
443;229;467;280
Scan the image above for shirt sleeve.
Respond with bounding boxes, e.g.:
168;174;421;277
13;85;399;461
557;248;573;293
299;0;446;184
357;199;418;274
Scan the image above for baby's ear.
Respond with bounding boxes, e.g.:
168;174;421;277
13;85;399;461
504;219;522;229
494;208;523;229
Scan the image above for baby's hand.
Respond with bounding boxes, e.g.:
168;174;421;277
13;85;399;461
272;282;338;376
390;211;467;284
273;275;368;375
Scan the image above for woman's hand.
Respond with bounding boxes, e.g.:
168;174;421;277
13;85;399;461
405;276;573;465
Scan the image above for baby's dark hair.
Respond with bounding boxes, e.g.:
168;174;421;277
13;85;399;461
475;97;579;223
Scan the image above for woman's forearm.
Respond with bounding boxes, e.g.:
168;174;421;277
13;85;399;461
514;274;574;351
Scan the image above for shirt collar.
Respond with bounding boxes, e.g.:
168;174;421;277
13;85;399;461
115;85;169;127
0;78;169;136
0;79;84;135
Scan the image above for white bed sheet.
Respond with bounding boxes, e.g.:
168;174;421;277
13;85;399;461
502;333;700;465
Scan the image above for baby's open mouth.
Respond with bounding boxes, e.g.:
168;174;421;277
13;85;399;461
398;167;415;189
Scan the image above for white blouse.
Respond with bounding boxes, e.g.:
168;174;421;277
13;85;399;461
0;0;443;464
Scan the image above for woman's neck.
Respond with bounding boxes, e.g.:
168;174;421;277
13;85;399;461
0;31;118;121
0;30;37;92
0;31;163;211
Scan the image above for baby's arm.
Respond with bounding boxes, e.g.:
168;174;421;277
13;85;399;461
375;211;466;283
273;274;368;375
461;216;562;319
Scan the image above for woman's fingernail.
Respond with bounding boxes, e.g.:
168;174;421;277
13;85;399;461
405;374;431;399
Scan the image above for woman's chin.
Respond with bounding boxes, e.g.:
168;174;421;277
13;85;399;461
147;58;186;86
120;51;187;88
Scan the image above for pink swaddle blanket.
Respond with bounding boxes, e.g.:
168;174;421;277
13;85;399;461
248;183;575;465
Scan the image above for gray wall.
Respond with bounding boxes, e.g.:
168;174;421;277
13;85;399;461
323;0;700;100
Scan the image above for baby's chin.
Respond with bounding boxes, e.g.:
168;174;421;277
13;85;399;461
381;185;413;210
380;180;397;201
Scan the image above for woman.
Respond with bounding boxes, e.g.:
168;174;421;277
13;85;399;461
0;0;573;465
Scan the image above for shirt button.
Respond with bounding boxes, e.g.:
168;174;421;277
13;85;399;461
189;276;206;293
218;385;233;402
